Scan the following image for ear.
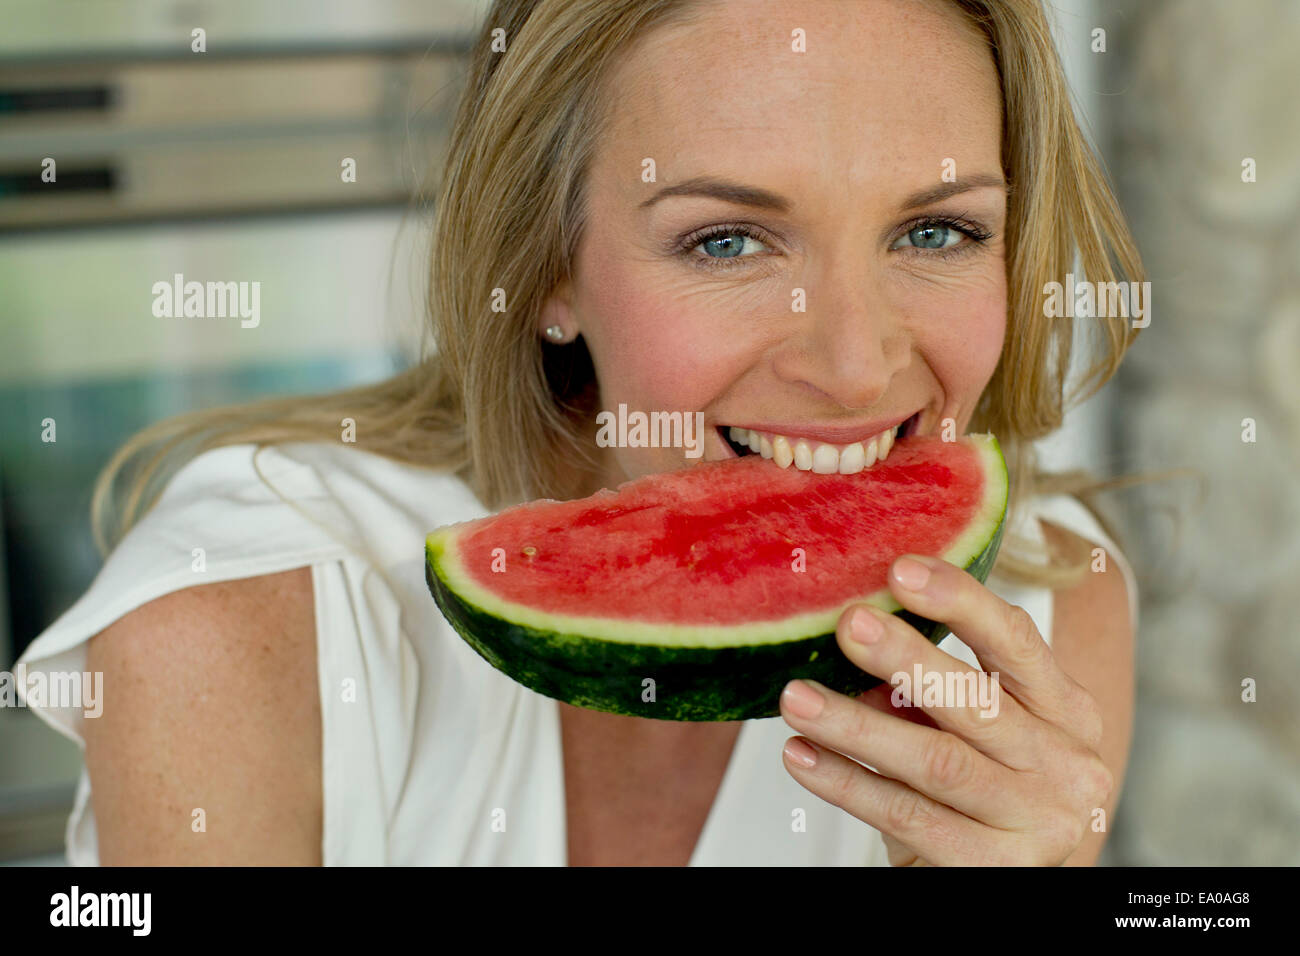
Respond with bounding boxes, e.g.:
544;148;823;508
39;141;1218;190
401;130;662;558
538;277;578;340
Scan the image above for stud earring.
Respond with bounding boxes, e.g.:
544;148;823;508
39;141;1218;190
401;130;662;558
544;325;567;342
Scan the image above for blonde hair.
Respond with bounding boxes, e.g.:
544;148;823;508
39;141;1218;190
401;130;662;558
92;0;1171;591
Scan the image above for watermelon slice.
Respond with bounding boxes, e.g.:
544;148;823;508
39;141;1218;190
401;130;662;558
425;433;1007;721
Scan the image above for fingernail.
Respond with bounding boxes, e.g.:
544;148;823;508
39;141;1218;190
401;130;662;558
782;679;825;719
893;555;932;591
850;607;885;645
784;737;818;768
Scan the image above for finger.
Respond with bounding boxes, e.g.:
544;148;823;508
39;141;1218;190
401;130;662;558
781;734;1026;866
835;600;1049;772
781;677;1029;827
884;554;1089;736
881;833;927;867
855;682;938;730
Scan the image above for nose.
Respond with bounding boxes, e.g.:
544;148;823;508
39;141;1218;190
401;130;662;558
772;261;907;410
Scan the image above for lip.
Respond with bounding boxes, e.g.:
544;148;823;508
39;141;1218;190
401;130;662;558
722;411;920;447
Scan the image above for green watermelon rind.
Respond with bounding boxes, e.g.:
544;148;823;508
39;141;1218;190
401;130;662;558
424;433;1008;722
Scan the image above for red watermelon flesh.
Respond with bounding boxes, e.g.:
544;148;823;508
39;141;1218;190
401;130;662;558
455;435;990;626
425;432;1007;720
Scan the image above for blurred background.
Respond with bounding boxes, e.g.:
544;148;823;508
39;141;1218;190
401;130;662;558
0;0;1296;865
0;0;489;862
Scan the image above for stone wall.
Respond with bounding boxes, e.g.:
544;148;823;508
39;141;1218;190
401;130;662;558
1095;0;1300;864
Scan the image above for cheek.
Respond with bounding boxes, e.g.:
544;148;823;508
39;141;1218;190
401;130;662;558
581;250;742;411
909;270;1007;398
960;293;1008;383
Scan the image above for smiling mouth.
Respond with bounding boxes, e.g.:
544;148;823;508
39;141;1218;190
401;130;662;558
718;411;921;474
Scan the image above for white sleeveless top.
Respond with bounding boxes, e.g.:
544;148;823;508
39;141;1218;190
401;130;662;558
16;441;1138;866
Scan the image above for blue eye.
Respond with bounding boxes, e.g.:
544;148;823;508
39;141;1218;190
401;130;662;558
696;227;768;260
898;224;959;250
675;216;991;273
890;217;993;255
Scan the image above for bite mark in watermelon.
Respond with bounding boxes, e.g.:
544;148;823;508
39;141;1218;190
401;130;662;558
425;433;1007;721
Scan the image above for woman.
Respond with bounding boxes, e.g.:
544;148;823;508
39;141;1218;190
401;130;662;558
20;0;1141;866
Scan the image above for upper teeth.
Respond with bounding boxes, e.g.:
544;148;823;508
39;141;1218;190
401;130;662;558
727;425;898;474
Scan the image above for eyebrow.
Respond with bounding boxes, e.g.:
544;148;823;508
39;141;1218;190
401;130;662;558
638;172;1008;213
639;176;793;212
898;174;1009;209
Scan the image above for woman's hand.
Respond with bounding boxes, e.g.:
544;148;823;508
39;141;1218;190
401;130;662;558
778;553;1114;866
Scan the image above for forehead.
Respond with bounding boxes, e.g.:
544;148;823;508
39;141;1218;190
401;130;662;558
596;0;1002;204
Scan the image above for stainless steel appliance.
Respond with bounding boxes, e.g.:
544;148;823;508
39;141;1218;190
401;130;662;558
0;0;488;863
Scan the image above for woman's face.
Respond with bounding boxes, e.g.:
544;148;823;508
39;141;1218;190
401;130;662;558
543;0;1008;487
